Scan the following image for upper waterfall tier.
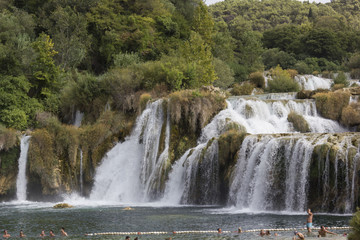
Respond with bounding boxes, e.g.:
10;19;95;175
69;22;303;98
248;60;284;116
199;96;346;140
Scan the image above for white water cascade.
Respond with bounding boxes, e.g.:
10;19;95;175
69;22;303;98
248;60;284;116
73;110;84;127
16;136;31;201
89;92;359;212
90;99;170;203
79;148;83;195
294;75;333;90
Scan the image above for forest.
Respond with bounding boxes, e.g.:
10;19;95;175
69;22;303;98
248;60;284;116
0;0;359;131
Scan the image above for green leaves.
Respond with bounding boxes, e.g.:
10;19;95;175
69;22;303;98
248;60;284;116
31;33;60;98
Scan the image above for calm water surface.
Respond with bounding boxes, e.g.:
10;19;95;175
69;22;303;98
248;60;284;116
0;201;351;239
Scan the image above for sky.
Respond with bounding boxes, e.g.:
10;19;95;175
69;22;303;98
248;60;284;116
205;0;331;5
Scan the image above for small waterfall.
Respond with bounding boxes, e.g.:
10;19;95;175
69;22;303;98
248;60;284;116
16;136;31;201
90;100;168;203
162;140;220;205
79;149;83;195
73;110;84;127
294;75;332;90
227;134;359;212
199;97;346;138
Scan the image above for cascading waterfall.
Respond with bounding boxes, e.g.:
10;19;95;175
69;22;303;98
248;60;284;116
16;136;31;201
79;148;83;195
73;110;84;127
89;91;359;212
90;99;170;203
294;75;333;90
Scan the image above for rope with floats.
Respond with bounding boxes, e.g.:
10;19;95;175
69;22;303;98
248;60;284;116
85;226;352;236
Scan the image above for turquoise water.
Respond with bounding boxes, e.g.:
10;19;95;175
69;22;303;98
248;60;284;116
0;202;351;239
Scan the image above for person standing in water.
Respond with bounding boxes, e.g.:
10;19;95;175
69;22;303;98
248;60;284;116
60;227;68;236
50;229;56;237
3;230;10;238
306;208;313;232
40;230;46;237
19;230;26;238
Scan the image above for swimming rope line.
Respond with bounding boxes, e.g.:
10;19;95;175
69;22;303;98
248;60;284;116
84;227;352;236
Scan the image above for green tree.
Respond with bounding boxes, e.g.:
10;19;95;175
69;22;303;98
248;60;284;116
180;31;216;88
30;33;60;98
192;1;214;46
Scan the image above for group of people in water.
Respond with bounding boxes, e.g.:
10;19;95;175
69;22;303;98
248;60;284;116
3;227;67;238
256;209;343;239
2;209;346;239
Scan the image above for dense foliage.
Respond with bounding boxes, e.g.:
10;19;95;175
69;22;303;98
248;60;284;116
0;0;360;130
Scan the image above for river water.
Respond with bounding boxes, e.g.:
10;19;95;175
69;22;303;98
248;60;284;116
0;201;351;239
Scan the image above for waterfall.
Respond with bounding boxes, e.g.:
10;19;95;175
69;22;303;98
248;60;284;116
294;75;333;90
16;136;31;201
226;133;360;212
88;90;359;212
73;110;84;127
90;100;169;203
199;96;346;139
79;149;83;195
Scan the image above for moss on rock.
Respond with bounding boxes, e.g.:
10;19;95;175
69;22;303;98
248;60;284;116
313;91;350;121
287;112;310;133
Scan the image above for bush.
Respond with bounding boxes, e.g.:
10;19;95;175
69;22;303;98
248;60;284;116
287;112;310;133
231;82;255;95
350;68;360;79
287;69;298;79
249;71;265;88
341;103;360;127
113;52;141;68
313;91;350;120
295;61;311;74
347;53;360;70
0;107;28;130
213;58;235;89
334;72;349;87
349;208;360;240
322;71;334;79
268;66;300;93
139;93;152;112
0;125;18;151
262;48;296;70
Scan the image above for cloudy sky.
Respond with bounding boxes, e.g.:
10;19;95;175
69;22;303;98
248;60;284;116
205;0;331;5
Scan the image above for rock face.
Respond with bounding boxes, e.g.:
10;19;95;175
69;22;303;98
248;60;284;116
0;128;19;201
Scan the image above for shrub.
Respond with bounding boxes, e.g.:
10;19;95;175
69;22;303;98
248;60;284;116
341;103;360;127
287;69;298;79
347;53;360;70
332;84;345;90
313;91;350;120
268;66;300;93
113;52;141;68
249;71;265;88
334;72;349;87
0;125;18;151
350;68;360;79
0;107;28;130
231;82;255;96
287;112;310;133
213;58;235;89
349;208;360;240
322;71;334;79
295;61;311;74
139;93;152;112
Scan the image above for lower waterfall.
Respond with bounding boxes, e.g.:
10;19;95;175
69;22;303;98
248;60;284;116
16;136;31;201
90;100;170;203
